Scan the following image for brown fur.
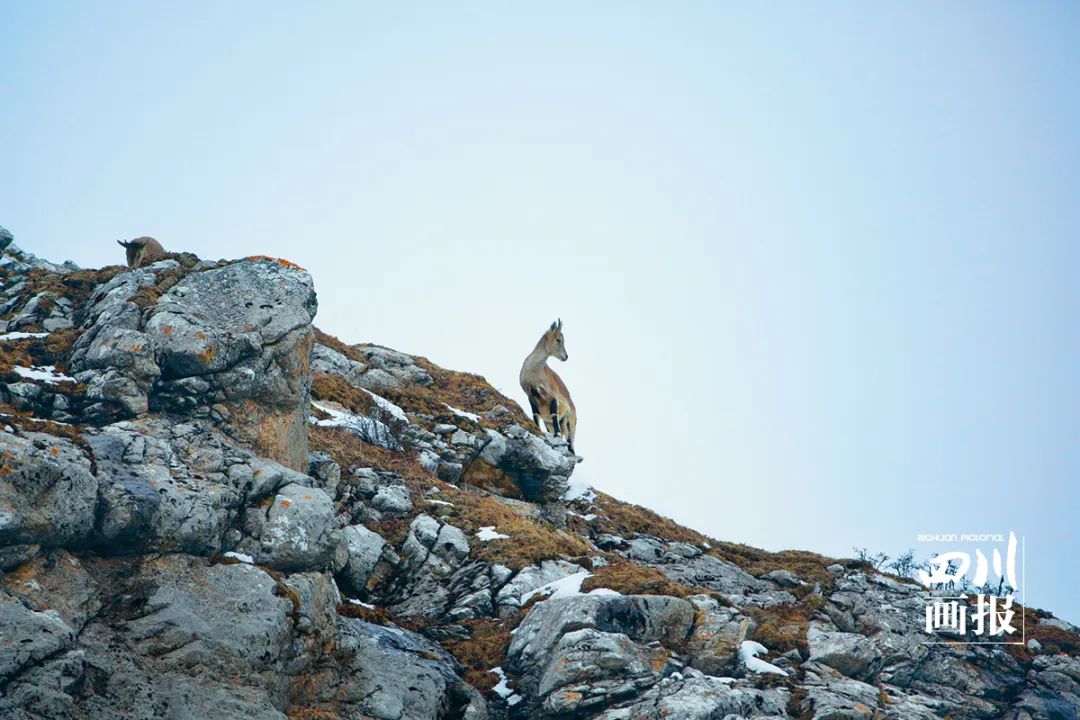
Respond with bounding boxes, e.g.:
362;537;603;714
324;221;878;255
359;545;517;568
117;236;167;268
519;319;578;454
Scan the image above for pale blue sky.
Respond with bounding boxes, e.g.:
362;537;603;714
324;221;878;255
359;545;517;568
2;2;1077;623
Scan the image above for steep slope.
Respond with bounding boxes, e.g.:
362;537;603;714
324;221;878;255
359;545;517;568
0;232;1077;720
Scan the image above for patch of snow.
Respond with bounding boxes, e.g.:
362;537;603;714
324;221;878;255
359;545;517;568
476;526;510;542
347;598;376;609
426;499;454;507
739;640;789;676
521;570;594;603
490;667;522;706
362;388;408;423
568;510;597;521
445;404;481;423
0;332;50;341
586;587;622;597
13;365;75;384
310;400;401;451
223;551;254;564
562;474;595;502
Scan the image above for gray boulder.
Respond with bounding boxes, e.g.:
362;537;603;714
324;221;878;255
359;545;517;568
146;258;317;471
471;425;576;503
245;483;341;571
595;669;790;719
70;258;318;471
371;483;412;515
507;593;695;698
495;559;586;616
684;594;756;675
538;628;665;715
338;524;388;594
388;515;472;618
0;592;76;681
807;622;883;680
401;514;470;577
124;556;293;672
0;430;98;548
352;345;433;389
310;342;368;386
70;262;176;418
333;619;486;719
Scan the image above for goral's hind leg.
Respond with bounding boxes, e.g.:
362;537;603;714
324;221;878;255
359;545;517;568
549;398;561;436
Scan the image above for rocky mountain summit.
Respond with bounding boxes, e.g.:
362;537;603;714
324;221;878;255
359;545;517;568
1;231;1078;720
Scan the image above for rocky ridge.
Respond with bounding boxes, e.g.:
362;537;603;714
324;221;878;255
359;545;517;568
1;231;1078;720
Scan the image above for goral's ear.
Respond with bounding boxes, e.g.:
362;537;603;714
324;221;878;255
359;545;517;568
557;318;563;329
550;321;558;331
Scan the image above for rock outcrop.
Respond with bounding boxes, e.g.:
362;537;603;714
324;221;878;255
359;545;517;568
1;232;1078;719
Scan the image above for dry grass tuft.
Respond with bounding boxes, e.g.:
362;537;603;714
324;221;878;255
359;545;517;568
587;491;842;587
309;424;426;481
1;265;127;327
1005;605;1080;662
377;358;532;432
128;254;202;308
443;617;517;693
287;707;340;720
588;491;709;545
311;374;376;416
580;562;698;598
437;487;593;569
313;328;363;363
708;544;839;587
745;603;810;657
336;602;397;626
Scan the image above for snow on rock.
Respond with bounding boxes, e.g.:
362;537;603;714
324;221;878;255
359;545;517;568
585;587;622;597
13;365;76;384
562;473;594;502
739;640;789;676
476;526;510;542
490;667;522;706
362;388;408;422
445;404;481;423
223;551;254;564
0;331;50;341
310;400;401;451
519;570;623;603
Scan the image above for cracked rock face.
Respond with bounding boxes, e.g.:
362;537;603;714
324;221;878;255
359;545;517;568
70;257;317;471
0;431;98;548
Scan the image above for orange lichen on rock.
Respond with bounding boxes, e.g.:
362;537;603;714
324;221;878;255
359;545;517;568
246;255;307;271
